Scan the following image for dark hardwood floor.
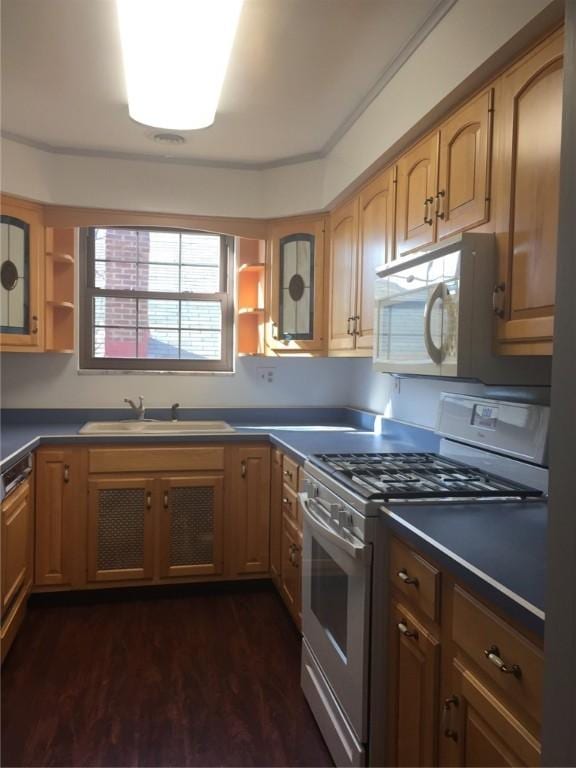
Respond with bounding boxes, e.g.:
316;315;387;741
1;584;333;768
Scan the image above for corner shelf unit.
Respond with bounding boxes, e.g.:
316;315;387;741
236;238;266;356
45;227;75;353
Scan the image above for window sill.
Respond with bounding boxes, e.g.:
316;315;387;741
77;367;235;376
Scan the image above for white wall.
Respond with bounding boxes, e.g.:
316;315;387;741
349;359;551;430
0;353;356;409
0;0;554;217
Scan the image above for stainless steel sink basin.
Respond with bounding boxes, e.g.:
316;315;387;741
79;420;235;436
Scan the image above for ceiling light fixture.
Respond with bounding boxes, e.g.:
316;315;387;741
116;0;245;130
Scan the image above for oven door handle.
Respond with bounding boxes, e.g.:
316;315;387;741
299;493;365;559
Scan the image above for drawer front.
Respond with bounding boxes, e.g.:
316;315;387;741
88;446;225;474
281;484;300;530
282;455;299;492
389;537;440;622
452;586;543;724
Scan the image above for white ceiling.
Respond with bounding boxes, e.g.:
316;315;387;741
1;0;448;168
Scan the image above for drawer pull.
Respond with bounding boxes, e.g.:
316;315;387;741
442;695;459;741
397;569;419;586
398;621;418;639
484;645;522;678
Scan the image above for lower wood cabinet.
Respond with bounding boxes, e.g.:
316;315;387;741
280;515;301;626
387;601;440;767
35;448;83;587
1;478;33;662
441;659;541;767
233;445;271;575
387;536;542;767
158;476;225;579
87;476;156;582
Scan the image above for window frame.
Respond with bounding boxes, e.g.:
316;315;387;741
79;226;234;372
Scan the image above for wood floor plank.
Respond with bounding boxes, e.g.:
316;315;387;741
1;586;333;768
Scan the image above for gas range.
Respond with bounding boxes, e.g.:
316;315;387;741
307;451;544;503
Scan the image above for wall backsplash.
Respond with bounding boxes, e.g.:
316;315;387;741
350;359;551;430
0;354;357;409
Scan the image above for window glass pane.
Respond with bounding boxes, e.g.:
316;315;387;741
181;301;221;330
94;327;137;358
94;228;138;262
137;329;180;359
94;297;136;327
181;330;221;360
139;263;180;292
181;265;220;293
147;231;180;264
181;233;220;265
95;260;137;290
137;299;179;328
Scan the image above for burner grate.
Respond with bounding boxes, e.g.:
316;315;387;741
310;452;543;501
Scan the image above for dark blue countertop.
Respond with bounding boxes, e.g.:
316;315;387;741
0;407;546;634
383;501;547;636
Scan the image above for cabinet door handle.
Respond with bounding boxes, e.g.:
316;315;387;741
146;491;152;510
241;460;247;478
442;695;459;741
31;315;39;335
397;569;419;586
492;282;506;319
398;621;418;639
346;316;355;335
435;190;446;220
271;322;279;340
63;464;70;483
163;491;169;509
484;645;522;678
424;197;434;225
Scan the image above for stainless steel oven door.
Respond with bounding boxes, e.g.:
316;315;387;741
300;492;372;741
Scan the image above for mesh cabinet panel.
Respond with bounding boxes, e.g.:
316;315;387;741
97;488;146;570
170;486;215;566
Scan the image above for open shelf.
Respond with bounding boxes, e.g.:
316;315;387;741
45;227;75;353
236;237;266;356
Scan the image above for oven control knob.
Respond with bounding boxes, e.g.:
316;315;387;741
304;479;319;498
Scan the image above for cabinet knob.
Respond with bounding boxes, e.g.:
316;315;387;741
397;569;419;586
397;621;418;639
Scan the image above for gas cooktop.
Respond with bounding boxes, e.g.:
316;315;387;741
308;452;544;502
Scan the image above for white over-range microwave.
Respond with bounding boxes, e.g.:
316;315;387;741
373;233;551;385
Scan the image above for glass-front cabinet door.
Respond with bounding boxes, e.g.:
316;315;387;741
0;196;43;350
267;217;325;352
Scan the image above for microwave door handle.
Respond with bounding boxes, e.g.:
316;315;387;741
299;493;364;559
424;282;447;365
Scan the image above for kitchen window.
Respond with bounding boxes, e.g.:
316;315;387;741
79;227;234;372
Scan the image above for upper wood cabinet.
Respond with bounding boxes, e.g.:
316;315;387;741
329;199;359;352
329;167;396;356
158;475;224;579
0;195;44;351
494;29;563;354
396;133;440;258
396;89;493;259
356;167;396;350
35;448;83;588
233;446;271;575
266;217;326;354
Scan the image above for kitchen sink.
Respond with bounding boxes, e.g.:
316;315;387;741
79;420;235;435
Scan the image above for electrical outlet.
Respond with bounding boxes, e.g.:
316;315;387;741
257;367;275;384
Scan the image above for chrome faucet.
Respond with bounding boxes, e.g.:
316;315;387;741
170;403;180;422
124;396;145;420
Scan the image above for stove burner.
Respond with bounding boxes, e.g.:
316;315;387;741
309;452;543;501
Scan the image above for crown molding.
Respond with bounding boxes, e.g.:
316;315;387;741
1;0;457;172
